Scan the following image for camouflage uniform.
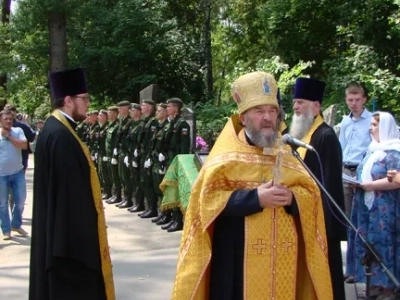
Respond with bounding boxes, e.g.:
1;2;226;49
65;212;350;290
116;101;133;207
97;116;112;198
105;107;121;203
127;106;145;211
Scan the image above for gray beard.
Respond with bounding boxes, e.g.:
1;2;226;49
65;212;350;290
289;108;315;140
245;126;278;148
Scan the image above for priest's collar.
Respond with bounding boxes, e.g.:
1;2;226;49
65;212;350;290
244;131;256;146
57;109;76;124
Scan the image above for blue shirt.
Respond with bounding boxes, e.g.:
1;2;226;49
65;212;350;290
13;120;36;169
0;127;26;176
339;108;373;165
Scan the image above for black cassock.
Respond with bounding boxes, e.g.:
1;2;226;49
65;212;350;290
29;116;106;300
285;122;347;300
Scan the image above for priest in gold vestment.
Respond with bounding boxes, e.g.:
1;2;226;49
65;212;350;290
171;72;333;300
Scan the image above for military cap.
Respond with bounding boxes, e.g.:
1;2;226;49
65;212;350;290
90;110;99;115
100;109;108;115
130;103;141;111
86;112;92;116
49;68;87;100
117;100;130;107
107;106;118;112
142;99;155;106
231;71;279;114
294;77;326;103
166;98;183;105
36;119;44;124
158;103;168;109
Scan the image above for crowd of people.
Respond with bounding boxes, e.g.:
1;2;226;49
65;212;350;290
1;66;399;300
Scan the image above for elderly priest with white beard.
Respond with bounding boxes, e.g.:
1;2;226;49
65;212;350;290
287;77;346;300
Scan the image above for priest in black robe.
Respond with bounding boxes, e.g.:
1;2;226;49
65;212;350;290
171;71;333;300
287;77;347;300
29;68;115;300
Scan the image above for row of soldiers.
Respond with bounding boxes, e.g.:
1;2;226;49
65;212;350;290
76;98;191;232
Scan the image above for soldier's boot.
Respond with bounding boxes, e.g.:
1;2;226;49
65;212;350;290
161;218;175;230
156;212;172;225
151;213;164;223
108;190;122;204
141;196;158;219
115;197;127;207
167;210;183;232
119;193;133;208
102;190;112;200
129;189;145;212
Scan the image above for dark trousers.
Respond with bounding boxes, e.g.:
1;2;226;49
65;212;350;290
110;161;121;195
328;237;346;300
131;164;143;206
100;158;112;195
118;155;132;199
142;167;157;211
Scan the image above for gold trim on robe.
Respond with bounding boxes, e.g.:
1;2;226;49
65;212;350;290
52;111;115;300
171;115;332;300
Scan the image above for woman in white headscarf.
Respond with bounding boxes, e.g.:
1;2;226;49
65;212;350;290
346;111;400;300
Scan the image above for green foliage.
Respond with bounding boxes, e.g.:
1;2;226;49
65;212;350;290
324;44;400;119
195;101;237;148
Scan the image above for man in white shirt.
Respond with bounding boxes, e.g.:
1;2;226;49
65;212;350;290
0;109;28;240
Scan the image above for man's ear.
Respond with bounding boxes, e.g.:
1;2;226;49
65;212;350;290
239;114;245;126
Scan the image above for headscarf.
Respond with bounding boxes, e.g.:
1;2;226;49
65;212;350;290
361;111;400;209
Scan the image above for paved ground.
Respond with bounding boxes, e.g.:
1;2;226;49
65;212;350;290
0;156;361;299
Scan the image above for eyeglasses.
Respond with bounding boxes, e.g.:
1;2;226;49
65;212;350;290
74;95;90;102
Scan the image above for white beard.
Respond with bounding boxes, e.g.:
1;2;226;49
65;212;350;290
289;108;315;140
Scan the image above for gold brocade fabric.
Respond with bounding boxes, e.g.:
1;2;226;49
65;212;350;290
171;115;332;300
296;115;324;159
52;111;115;300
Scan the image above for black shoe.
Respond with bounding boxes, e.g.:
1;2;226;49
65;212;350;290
102;194;112;200
128;205;141;212
161;219;175;230
167;221;183;232
116;200;127;207
138;209;150;217
156;215;171;225
119;201;133;209
129;205;145;213
108;197;122;204
140;210;158;218
151;214;164;223
105;196;116;204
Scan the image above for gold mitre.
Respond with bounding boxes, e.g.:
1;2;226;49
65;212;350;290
231;71;279;114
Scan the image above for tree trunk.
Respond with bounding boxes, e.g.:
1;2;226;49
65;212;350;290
203;0;213;101
48;7;67;71
0;0;11;90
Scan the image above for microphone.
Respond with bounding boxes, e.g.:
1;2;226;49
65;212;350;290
282;134;315;152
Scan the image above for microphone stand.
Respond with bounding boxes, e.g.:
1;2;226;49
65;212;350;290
290;146;400;297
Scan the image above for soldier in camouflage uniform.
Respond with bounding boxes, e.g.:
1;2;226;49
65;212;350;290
137;99;159;218
127;104;145;212
87;111;100;171
115;100;134;209
160;98;191;232
143;103;169;220
76;113;90;143
97;110;112;200
105;106;122;204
